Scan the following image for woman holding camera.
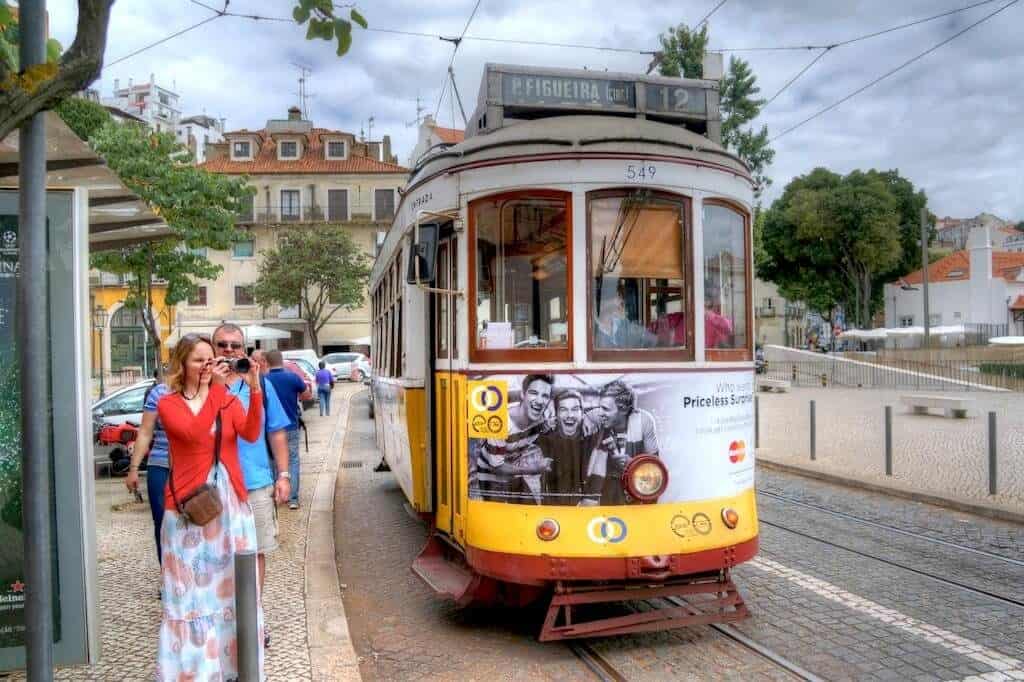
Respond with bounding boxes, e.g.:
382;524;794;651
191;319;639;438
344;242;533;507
155;334;265;680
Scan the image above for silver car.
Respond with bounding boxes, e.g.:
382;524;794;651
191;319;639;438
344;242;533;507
321;352;369;381
92;379;154;473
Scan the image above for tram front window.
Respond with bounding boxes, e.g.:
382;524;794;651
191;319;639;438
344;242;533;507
472;193;570;351
702;202;749;354
588;191;690;355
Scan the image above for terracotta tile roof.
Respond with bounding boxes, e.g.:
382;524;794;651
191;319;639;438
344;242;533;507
431;125;464;145
1010;295;1024;311
200;127;407;175
898;250;1024;285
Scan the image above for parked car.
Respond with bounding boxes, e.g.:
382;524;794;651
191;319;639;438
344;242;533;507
322;352;369;381
282;359;316;409
282;349;321;374
349;355;372;383
92;379;155;473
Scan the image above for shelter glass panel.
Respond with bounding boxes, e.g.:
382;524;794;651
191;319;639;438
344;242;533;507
472;195;569;351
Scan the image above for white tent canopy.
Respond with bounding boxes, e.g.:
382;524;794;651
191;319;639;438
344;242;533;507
989;336;1024;346
164;324;291;346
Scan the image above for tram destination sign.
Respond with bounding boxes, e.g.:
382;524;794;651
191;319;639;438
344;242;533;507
502;73;636;109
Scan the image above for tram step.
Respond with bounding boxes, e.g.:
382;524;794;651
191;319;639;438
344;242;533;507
412;536;477;604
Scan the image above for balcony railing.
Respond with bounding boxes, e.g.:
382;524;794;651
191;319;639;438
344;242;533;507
236;205;394;225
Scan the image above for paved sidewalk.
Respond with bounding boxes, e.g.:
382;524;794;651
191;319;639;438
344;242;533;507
14;383;361;681
756;387;1024;519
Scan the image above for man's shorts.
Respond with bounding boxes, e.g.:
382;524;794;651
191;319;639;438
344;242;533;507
247;484;278;554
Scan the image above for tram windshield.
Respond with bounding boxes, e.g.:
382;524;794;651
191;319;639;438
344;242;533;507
473;193;570;350
589;191;689;354
702;203;748;352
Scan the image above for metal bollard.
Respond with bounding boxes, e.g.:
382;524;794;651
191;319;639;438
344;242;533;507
810;400;816;461
988;411;997;495
820;373;827;388
884;406;892;476
755;395;760;449
235;550;260;681
792;364;797;382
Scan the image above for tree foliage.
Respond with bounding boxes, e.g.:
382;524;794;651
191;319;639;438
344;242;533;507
658;23;775;196
88;123;253;372
55;95;111;140
292;0;368;57
254;227;372;352
759;168;931;329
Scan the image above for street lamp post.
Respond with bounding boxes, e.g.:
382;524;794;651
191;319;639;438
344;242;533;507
93;305;107;399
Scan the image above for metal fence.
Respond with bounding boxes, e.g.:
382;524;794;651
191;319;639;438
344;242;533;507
762;359;1024;392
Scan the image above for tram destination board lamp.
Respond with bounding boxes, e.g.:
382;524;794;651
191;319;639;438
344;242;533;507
93;305;107;399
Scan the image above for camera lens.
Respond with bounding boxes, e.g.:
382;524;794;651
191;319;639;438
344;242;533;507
232;357;251;373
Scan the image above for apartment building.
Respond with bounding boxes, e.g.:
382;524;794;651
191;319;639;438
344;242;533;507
102;74;181;135
181;107;407;354
176;114;225;163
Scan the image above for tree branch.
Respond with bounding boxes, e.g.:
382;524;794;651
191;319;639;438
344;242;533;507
0;0;114;140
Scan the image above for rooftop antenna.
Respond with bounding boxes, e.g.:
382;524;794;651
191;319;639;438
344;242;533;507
367;116;375;141
291;61;313;119
405;94;426;128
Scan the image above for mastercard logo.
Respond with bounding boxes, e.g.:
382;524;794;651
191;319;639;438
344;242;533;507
728;440;746;463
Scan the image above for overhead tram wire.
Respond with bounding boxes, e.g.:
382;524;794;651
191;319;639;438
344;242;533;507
761;46;833;110
433;0;484;121
770;0;1020;142
697;0;729;26
107;13;224;67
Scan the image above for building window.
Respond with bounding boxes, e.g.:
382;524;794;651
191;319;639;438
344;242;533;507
189;247;207;258
234;285;256;307
588;190;690;359
279;140;299;159
374;189;396;222
232;140;251;159
327;189;349;221
471;191;571;360
900;315;915;327
159;93;169;105
703;202;750;356
954;311;962;320
281;190;301;221
188;286;207;307
232;238;255;258
326;140;347;159
929;313;942;326
237;194;254;223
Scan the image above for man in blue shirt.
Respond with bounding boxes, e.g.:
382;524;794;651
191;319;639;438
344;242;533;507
212;324;290;647
264;349;310;510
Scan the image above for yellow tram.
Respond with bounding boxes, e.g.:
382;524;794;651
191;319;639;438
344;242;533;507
369;63;758;640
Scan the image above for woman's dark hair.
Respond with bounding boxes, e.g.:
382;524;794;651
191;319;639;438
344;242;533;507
319;360;326;369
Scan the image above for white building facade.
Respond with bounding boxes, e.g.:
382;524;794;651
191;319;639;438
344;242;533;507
176;115;225;163
102;74;181;135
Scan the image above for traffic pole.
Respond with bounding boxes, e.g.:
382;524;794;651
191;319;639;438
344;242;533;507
988;411;997;495
235;551;260;681
884;406;893;476
19;1;55;678
809;400;816;461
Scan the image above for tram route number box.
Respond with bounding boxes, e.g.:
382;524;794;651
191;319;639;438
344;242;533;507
469;62;722;143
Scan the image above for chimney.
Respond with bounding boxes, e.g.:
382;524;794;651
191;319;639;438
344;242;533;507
382;135;392;164
967;225;993;324
287;106;302;121
114;78;120;92
220;117;226;133
150;72;155;85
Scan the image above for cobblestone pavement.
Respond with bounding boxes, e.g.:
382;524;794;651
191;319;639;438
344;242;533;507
9;385;357;681
335;392;801;681
756;387;1024;513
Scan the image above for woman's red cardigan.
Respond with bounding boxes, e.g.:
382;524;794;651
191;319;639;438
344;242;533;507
158;382;263;510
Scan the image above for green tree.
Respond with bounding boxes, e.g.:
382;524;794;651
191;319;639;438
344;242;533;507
55;95;112;140
254;227;372;352
88;122;253;372
658;23;774;196
0;0;366;140
759;168;906;329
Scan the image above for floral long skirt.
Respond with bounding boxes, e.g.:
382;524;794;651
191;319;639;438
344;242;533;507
156;465;264;681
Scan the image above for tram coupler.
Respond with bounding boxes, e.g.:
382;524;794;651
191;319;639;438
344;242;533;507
538;571;749;642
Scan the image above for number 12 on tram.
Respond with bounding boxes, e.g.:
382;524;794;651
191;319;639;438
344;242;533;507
369;86;757;642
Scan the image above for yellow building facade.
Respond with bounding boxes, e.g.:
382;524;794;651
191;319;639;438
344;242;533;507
89;277;175;379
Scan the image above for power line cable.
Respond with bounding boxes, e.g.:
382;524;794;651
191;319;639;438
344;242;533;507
697;0;729;26
761;46;833;109
770;0;1019;142
108;13;223;67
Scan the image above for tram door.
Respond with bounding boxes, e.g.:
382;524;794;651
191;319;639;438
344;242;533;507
433;235;459;538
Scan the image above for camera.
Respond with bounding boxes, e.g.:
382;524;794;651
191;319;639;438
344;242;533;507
219;357;251;373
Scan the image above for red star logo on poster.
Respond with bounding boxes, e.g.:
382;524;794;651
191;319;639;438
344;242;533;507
11;580;25;593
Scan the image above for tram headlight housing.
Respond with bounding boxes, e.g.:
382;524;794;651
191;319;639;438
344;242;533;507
721;507;740;529
622;455;668;503
536;518;560;541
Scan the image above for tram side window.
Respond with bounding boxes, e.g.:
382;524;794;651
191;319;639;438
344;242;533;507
702;203;749;354
588;191;690;355
472;194;570;352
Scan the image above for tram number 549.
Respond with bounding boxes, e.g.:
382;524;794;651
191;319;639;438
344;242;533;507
625;163;657;182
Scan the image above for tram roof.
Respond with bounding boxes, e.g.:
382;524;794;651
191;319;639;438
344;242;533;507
408;114;750;184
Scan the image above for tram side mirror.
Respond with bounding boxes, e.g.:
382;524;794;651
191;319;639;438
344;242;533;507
406;223;439;285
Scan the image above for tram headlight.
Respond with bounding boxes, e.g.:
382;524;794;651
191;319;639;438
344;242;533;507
622;455;668;503
721;507;740;529
536;518;560;541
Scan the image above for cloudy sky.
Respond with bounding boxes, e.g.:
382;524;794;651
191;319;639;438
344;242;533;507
49;0;1023;219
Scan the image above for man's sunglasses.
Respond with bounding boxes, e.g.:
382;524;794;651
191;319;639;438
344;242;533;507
216;341;244;350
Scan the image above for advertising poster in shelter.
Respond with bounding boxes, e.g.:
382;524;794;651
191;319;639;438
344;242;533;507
468;371;755;506
0;213;25;647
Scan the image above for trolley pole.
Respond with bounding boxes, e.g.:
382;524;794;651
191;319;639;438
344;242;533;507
235;551;261;681
988;411;997;495
809;400;816;461
884;406;893;476
19;1;55;678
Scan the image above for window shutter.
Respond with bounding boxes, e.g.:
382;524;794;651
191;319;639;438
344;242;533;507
375;189;395;221
328;190;348;221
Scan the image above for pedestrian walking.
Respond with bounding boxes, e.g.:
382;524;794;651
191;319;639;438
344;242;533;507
315;360;334;416
154;333;265;681
264;349;309;510
212;323;291;649
125;377;171;580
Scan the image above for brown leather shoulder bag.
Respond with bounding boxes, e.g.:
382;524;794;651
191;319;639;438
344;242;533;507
169;412;223;526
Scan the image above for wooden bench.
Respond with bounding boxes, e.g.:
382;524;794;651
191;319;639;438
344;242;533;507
758;378;791;393
900;394;974;418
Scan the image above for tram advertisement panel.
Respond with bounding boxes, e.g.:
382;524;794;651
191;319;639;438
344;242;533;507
468;371;754;506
